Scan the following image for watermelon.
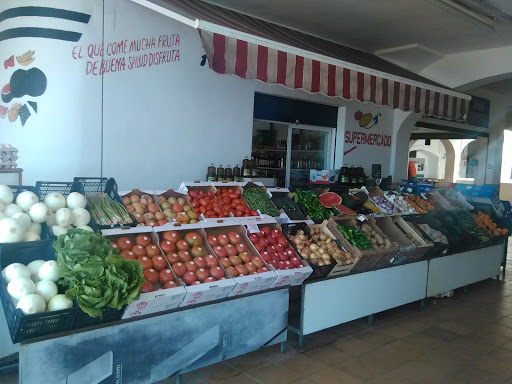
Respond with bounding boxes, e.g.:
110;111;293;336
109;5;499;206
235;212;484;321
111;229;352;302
333;204;356;216
318;192;342;208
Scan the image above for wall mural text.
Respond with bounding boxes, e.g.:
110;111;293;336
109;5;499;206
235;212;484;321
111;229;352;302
72;34;180;76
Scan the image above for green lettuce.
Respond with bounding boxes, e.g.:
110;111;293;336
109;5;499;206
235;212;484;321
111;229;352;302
54;229;144;318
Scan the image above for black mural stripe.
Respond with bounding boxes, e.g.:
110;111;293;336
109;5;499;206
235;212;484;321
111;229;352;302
0;28;82;43
0;7;91;23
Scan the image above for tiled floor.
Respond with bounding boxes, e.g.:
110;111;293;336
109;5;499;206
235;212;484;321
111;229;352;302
3;245;512;383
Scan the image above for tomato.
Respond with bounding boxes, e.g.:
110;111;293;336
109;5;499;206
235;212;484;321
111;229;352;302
223;197;231;204
206;192;214;198
235;211;243;217
188;190;199;199
217;213;227;218
251;210;259;216
236;205;245;212
231;202;238;209
206;210;216;216
198;205;207;214
191;199;201;208
229;194;238;200
234;190;241;196
223;204;231;212
206;204;214;211
199;198;208;206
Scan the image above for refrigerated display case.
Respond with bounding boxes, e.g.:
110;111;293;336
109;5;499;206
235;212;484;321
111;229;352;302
252;120;335;189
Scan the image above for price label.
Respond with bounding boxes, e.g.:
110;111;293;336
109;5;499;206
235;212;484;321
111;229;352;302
357;214;366;222
247;224;260;234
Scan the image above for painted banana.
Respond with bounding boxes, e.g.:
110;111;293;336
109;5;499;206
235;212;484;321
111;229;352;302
16;50;36;66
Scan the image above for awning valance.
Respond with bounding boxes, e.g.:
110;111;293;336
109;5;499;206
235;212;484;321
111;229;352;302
198;27;469;121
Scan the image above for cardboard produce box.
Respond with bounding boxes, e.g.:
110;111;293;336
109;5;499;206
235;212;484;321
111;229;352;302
102;226;187;318
153;224;236;306
153;189;202;226
240;217;313;287
375;217;419;265
390;216;433;260
200;221;278;296
241;182;287;223
121;189;167;227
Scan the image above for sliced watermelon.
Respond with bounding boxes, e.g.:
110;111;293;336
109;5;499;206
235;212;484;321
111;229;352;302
318;192;342;208
333;204;356;216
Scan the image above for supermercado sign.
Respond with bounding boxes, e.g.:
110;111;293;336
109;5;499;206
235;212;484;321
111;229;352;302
344;131;392;147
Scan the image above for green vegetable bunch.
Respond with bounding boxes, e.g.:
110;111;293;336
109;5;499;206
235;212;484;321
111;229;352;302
292;189;334;220
54;229;144;318
243;188;280;217
337;225;372;250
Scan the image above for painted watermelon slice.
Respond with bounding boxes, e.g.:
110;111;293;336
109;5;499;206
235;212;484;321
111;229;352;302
318;192;342;208
333;204;356;216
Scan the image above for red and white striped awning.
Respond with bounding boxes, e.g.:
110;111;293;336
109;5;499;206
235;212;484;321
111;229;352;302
199;29;470;121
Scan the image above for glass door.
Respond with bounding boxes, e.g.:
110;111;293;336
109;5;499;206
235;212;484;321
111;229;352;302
286;124;335;189
252;120;288;187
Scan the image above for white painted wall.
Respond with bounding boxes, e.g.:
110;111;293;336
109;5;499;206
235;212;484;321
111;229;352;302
410;139;446;180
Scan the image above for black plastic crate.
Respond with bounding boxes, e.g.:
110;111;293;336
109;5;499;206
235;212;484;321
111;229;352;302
73;177;136;230
35;181;101;236
0;240;76;343
281;222;335;280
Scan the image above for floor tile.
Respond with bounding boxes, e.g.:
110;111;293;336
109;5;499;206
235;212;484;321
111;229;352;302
303;344;352;366
245;363;299;384
225;350;271;373
351;330;396;347
308;367;363;384
278;353;326;376
330;336;376;356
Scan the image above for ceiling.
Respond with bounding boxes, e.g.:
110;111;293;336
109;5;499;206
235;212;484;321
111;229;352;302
482;78;512;95
202;0;512;58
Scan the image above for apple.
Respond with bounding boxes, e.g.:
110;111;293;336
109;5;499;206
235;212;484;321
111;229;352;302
183;271;197;285
185;260;198;272
277;236;288;246
239;252;251;263
245;262;256;273
220;257;231;268
116;237;133;251
268;261;278;269
167;253;180;265
297;264;304;268
290;257;301;267
260;226;271;236
141;281;154;293
255;231;265;238
193;256;206;268
271;229;281;237
176;240;189;251
185;232;203;247
135;234;152;247
259;238;269;248
228;231;241;245
229;255;242;266
266;245;277;254
205;255;218;268
121;250;136;259
160;240;175;254
224;244;238;257
271;253;281;262
217;234;229;246
191;245;206;258
274;243;285;252
159;268;175;284
214;245;227;258
132;244;146;257
110;241;118;250
254;242;266;252
235;264;249;275
252;256;264;269
210;266;225;280
261;253;271;263
235;243;247;253
257;267;269;273
143;268;159;284
196;268;209;282
152;256;167;271
172;262;187;277
279;252;288;262
137;256;153;270
278;261;286;270
248;234;258;243
226;266;238;277
163;281;178;289
146;245;160;257
267;236;277;245
207;235;219;247
162;230;179;243
203;277;216;283
284;260;293;269
284;248;296;257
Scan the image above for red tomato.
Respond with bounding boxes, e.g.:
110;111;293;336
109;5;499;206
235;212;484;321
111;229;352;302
206;192;214;198
198;206;207;214
152;256;167;271
236;205;245;212
191;199;201;208
141;281;154;293
234;190;241;196
229;194;238;200
143;269;159;284
250;210;259;216
206;210;216;216
206;204;214;211
223;204;231;212
199;198;208;206
137;256;153;270
232;199;241;205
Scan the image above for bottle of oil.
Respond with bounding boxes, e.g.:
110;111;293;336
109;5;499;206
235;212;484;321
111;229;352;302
251;157;258;177
225;165;233;182
217;164;225;182
233;164;241;181
242;157;251;177
207;163;217;182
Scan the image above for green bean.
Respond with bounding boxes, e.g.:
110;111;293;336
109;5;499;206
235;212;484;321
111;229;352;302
243;188;280;217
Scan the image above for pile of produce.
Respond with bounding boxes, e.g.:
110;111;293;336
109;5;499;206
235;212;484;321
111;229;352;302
215;188;259;217
3;259;72;314
187;189;228;219
109;233;180;293
207;230;269;277
473;211;509;236
370;195;399;214
86;194;133;226
384;192;417;214
287;228;353;266
337;224;372;250
247;225;304;270
292;189;334;220
0;185;91;243
243;188;280;217
271;193;306;220
44;191;92;236
403;194;433;213
416;223;449;244
54;229;144;317
156;194;199;224
122;193;168;227
318;192;342;208
159;230;227;285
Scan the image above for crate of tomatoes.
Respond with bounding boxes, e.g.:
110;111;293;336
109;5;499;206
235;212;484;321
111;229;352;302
180;183;230;219
215;186;260;218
